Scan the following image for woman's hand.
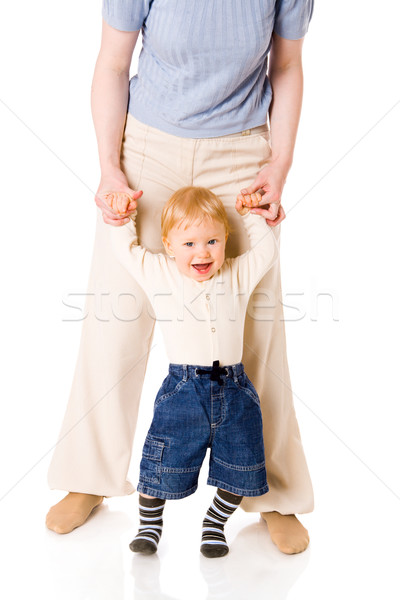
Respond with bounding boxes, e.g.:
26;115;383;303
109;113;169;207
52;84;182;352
240;160;287;227
95;168;143;226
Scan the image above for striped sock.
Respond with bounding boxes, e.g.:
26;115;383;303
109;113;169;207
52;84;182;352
129;495;166;555
201;489;243;558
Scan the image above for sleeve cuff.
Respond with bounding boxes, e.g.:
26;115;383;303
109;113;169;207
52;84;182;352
273;24;309;41
102;9;142;32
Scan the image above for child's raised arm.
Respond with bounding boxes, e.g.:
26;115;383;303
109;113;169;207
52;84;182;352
107;192;169;292
233;192;279;292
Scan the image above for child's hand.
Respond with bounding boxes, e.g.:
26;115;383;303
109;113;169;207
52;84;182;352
235;192;262;216
104;192;137;216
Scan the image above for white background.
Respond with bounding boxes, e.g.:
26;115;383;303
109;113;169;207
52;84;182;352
1;1;400;599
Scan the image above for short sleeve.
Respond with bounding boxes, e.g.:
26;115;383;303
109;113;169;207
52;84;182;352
102;0;152;32
274;0;314;40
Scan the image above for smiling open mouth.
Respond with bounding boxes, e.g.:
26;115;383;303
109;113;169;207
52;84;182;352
191;263;212;274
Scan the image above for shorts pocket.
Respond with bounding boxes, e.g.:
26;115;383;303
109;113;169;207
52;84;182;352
233;373;260;406
139;435;165;485
154;375;188;408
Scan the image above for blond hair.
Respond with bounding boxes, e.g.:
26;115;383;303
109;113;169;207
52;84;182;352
161;186;232;239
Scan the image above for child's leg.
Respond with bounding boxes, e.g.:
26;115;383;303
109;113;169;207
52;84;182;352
130;494;166;555
201;489;243;558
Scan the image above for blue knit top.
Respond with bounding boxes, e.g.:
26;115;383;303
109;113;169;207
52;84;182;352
102;0;313;137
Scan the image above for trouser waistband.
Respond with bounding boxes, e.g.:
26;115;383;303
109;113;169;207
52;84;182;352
126;113;268;142
215;124;268;139
168;361;244;382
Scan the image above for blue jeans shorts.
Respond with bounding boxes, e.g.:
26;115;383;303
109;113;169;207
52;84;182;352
137;362;269;500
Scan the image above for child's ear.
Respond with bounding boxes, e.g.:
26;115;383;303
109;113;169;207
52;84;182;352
162;236;173;256
225;232;229;242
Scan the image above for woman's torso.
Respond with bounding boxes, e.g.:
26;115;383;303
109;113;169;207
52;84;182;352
131;0;275;137
102;0;313;136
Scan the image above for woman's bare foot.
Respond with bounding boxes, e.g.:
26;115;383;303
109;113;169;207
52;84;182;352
261;511;310;554
46;492;104;534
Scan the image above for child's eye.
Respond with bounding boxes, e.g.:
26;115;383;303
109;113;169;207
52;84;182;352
208;239;217;245
185;242;194;247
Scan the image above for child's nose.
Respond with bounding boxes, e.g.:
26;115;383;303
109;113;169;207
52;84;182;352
198;245;211;258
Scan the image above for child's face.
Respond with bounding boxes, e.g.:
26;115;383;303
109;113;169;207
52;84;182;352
163;217;228;282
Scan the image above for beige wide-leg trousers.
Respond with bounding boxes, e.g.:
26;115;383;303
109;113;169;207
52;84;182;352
48;114;314;515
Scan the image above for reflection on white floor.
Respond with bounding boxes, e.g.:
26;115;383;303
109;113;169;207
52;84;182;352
1;466;310;600
130;519;309;600
2;424;400;600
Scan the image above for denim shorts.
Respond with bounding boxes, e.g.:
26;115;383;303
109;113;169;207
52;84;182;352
137;362;269;499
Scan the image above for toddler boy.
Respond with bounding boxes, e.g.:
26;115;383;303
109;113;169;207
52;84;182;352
109;186;278;558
